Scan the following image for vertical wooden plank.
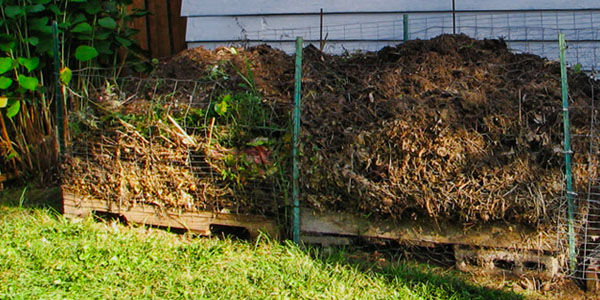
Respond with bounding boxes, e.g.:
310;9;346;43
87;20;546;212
128;0;149;51
146;0;172;58
168;0;188;54
126;0;187;57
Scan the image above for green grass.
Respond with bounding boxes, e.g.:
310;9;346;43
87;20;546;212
0;190;524;300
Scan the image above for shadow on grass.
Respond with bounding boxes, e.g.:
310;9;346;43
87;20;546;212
316;246;526;300
381;263;524;300
0;186;62;213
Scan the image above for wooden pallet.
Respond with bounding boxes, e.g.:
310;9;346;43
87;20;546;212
586;266;600;292
62;190;279;239
454;245;559;279
300;208;561;278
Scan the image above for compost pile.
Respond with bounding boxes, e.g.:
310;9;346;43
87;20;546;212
62;34;599;226
299;34;598;227
61;45;294;216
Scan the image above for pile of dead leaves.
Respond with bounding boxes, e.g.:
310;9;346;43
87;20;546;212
299;34;598;227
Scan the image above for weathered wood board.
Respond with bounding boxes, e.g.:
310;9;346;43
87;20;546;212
62;190;279;239
454;245;560;279
300;208;559;253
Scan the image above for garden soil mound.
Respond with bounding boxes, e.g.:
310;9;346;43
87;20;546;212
62;34;599;228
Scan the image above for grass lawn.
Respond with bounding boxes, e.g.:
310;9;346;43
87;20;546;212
0;188;525;299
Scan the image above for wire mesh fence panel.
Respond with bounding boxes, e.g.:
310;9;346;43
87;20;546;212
186;10;600;71
61;65;294;225
286;32;600;282
560;61;600;288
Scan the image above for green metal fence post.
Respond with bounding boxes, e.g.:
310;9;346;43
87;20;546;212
52;21;65;154
559;33;576;272
292;37;303;245
403;14;409;42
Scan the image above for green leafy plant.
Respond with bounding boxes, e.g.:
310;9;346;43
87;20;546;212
0;0;149;183
202;59;288;189
209;92;271;147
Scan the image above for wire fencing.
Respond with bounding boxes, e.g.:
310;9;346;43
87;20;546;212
189;10;600;71
60;72;294;225
560;52;600;286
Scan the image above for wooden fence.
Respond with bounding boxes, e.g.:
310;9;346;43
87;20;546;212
129;0;187;59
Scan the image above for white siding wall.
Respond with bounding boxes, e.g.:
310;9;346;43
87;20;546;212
181;1;600;70
181;0;452;16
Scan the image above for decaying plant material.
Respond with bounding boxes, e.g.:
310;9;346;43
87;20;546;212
299;34;598;227
61;56;291;216
62;34;599;227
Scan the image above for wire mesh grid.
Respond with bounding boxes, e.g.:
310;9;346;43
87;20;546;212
558;61;600;284
61;74;294;222
293;34;576;261
205;10;600;71
241;11;599;41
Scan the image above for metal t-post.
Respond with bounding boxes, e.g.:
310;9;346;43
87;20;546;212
559;33;576;272
292;37;303;244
